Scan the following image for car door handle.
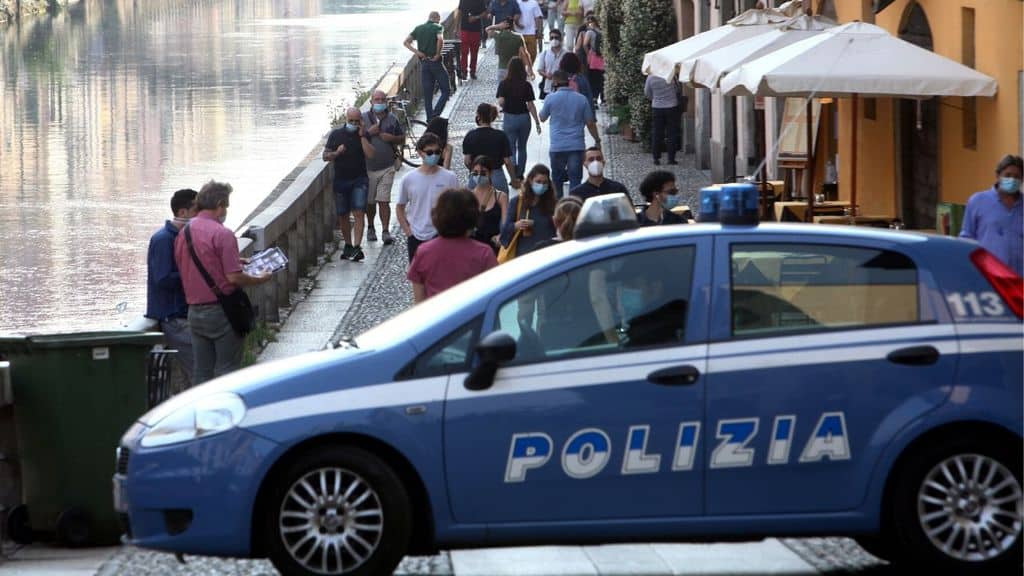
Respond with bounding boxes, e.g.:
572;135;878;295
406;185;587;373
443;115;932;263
648;365;701;386
887;345;940;366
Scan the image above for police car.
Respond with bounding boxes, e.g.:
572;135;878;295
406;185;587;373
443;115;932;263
114;189;1023;575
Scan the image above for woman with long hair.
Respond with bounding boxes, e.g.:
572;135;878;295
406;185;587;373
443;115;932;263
497;57;542;180
462;103;517;192
499;163;557;257
558;52;594;113
468;156;509;253
425;116;453;169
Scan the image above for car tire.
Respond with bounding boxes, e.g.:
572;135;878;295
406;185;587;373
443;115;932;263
264;445;411;576
889;437;1022;573
854;534;892;562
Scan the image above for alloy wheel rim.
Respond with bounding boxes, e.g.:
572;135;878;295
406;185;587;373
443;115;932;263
917;453;1022;562
279;467;384;574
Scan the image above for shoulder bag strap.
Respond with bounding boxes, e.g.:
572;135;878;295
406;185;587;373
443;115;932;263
184;224;224;298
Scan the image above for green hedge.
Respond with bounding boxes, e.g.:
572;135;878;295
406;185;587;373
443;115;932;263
602;0;677;145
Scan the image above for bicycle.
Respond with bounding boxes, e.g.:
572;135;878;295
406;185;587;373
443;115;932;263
388;92;429;168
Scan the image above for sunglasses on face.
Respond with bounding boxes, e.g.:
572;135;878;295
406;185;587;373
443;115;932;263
422;149;441;155
470;171;490;177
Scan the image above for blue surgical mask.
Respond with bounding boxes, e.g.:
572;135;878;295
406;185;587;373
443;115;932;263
345;122;359;133
663;194;680;209
998;176;1021;194
620;287;645;322
424;153;441;166
372;103;387;114
531;182;547;195
468;175;482;188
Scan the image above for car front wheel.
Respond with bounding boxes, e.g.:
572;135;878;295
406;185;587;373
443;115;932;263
265;446;411;576
892;439;1022;573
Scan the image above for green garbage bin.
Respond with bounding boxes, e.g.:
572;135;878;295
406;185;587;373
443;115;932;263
0;331;163;546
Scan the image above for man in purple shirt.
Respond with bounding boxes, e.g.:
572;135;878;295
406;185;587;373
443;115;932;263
961;155;1023;276
174;181;271;383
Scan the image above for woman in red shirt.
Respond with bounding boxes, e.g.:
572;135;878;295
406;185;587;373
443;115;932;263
408;188;498;302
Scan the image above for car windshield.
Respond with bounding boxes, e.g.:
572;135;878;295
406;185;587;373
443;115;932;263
354;241;579;350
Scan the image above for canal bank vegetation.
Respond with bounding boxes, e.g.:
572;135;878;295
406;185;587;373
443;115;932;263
0;0;79;23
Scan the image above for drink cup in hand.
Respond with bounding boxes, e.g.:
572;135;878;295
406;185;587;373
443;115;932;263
522;219;534;237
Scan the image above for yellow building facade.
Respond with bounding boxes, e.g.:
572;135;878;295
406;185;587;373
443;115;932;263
833;0;1023;226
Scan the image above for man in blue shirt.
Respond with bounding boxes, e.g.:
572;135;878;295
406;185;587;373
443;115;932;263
539;70;601;195
961;155;1023;276
147;188;198;383
489;0;521;33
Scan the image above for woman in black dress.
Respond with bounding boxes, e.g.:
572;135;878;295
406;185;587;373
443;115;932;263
468;155;508;254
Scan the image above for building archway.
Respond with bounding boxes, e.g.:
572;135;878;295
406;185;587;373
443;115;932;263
897;2;939;229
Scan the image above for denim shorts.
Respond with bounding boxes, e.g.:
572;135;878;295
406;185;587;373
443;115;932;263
334;175;369;215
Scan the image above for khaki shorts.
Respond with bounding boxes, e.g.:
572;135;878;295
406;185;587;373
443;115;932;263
367;166;397;204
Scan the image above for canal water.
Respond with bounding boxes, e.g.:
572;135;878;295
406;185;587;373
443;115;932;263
0;0;454;333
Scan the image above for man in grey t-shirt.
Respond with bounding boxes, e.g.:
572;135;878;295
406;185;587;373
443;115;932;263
397;133;460;261
362;90;406;245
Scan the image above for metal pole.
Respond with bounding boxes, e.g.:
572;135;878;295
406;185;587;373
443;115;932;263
806;98;814;222
851;94;859;217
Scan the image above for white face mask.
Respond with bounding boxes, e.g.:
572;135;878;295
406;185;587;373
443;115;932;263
587;160;604;177
550;39;561;48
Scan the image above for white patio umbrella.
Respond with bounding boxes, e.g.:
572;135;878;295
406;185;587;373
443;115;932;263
720;21;998;98
641;7;791;83
689;15;836;89
717;21;998;218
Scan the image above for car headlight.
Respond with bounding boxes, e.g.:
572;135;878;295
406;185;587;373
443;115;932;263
140;392;246;448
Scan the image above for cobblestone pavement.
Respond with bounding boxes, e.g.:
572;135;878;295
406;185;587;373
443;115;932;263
96;49;887;576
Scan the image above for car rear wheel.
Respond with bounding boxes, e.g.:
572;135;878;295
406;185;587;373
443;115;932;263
265;446;411;576
891;439;1022;573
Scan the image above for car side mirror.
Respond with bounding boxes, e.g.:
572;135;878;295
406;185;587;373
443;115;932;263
464;331;517;391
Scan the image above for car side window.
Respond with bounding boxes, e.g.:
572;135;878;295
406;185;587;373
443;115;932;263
496;246;695;365
730;243;919;338
399;318;481;379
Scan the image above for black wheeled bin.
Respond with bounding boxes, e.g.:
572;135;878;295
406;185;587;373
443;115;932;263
0;331;163;546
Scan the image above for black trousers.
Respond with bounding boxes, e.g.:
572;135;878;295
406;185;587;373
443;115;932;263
407;235;433;262
651;106;682;162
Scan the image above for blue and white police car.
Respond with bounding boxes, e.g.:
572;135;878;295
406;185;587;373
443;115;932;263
114;191;1023;575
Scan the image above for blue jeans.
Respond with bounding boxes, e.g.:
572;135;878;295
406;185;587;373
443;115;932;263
503;113;531;179
420;59;450;120
550;150;584;197
334;175;369;214
491;169;510;193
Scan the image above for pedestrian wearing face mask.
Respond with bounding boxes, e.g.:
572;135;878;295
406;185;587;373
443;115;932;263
570;147;628;202
637;170;686;226
362;90;406;245
324;107;377;262
961;154;1023;276
535;28;567;98
467;156;509;253
397;133;461;262
499;163;557;257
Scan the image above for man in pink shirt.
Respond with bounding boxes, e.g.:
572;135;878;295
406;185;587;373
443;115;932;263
408;188;497;302
174;181;271;383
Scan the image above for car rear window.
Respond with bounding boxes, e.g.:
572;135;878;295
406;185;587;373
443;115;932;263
730;243;919;338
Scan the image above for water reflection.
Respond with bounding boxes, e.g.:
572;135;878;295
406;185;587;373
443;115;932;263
0;0;453;333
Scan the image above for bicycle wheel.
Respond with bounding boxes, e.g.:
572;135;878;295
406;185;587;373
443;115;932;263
400;118;429;168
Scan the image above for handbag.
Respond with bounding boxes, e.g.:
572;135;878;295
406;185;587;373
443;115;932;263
184;224;256;337
538;77;547;100
497;196;526;264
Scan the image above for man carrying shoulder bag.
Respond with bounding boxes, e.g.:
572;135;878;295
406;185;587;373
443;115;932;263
175;180;272;384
